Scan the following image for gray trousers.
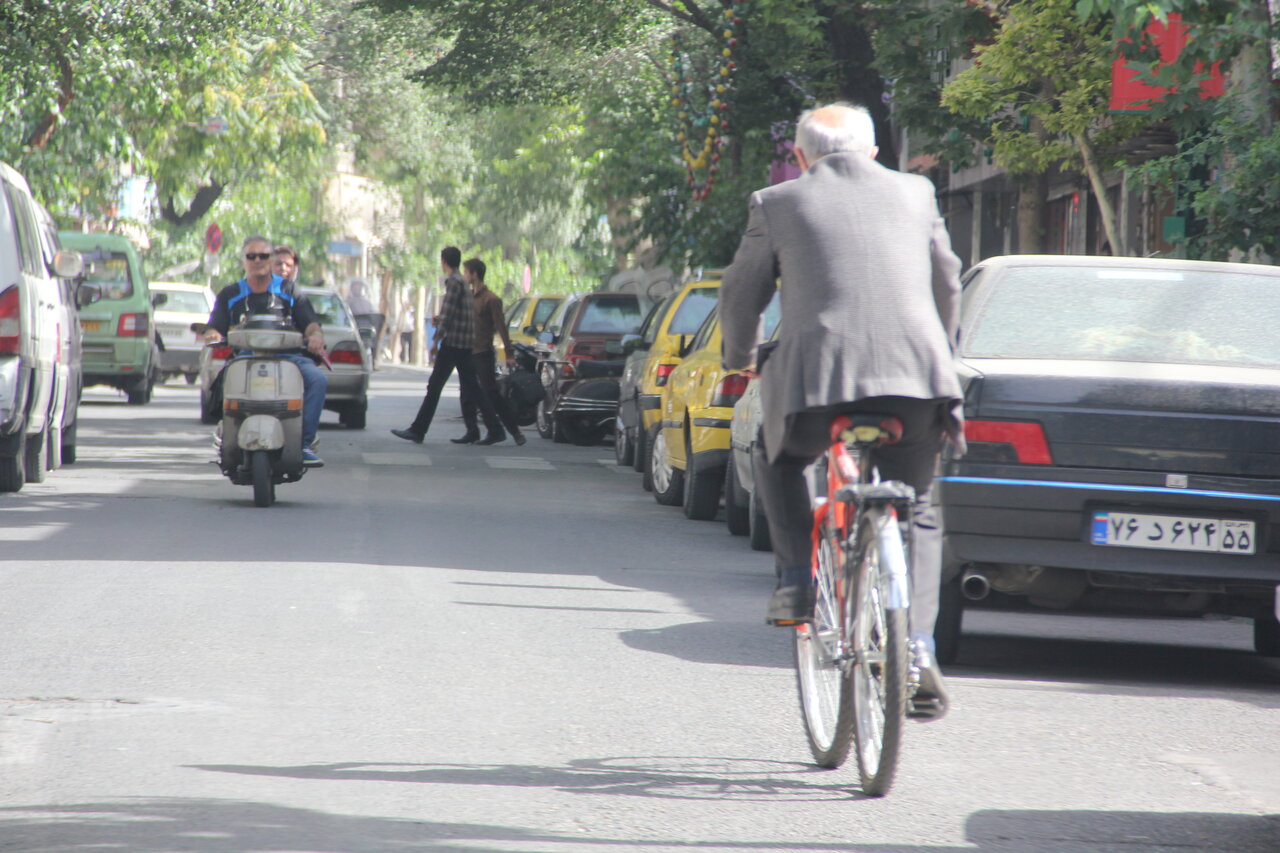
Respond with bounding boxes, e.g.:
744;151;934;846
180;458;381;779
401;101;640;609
754;396;946;638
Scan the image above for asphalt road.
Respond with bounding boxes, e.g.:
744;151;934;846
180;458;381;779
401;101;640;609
0;367;1276;853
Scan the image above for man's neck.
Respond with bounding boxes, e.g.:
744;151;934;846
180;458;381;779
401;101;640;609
246;272;272;292
472;281;488;296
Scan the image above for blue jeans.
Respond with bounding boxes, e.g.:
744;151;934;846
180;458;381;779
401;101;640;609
277;353;327;448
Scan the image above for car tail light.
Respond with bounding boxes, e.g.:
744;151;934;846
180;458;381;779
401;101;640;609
559;361;576;379
710;372;750;407
570;343;593;356
329;342;363;365
0;286;19;355
964;420;1053;465
655;363;677;387
210;344;234;361
117;313;149;337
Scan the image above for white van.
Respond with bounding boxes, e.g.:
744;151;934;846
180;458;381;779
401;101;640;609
0;161;85;491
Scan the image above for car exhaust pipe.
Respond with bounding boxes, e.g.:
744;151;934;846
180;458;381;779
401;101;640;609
961;568;991;601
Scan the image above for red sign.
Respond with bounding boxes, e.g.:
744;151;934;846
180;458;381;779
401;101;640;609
1110;13;1224;112
205;222;223;254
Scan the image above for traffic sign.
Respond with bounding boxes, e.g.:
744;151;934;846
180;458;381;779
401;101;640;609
205;222;223;254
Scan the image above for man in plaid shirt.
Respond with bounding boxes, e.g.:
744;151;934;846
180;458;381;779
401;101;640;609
392;246;504;444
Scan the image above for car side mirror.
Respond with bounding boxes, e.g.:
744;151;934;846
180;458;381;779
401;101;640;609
75;283;101;308
151;292;168;308
52;249;83;279
524;324;539;336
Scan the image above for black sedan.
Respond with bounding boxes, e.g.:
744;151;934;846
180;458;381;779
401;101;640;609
937;254;1280;661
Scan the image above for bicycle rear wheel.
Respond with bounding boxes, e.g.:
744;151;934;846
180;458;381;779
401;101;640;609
850;511;909;796
794;530;855;768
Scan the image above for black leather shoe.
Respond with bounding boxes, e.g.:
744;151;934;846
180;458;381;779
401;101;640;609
512;432;527;446
450;433;480;445
907;644;951;722
391;428;424;444
766;585;814;626
476;432;506;446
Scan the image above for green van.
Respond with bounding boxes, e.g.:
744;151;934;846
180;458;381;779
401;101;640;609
58;232;161;404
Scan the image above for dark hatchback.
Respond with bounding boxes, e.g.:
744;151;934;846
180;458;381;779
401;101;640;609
938;255;1280;660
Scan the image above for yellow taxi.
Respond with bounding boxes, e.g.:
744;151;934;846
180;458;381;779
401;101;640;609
650;294;781;519
505;294;564;348
617;276;720;482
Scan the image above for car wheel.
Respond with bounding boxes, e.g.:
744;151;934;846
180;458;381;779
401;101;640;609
1255;612;1280;657
934;576;965;666
60;420;77;465
24;426;47;483
126;375;153;405
200;391;220;425
185;373;198;385
683;448;725;521
535;399;554;440
725;452;750;536
641;424;659;491
633;418;648;474
339;401;367;430
748;468;773;553
614;415;634;467
650;427;684;506
0;430;26;493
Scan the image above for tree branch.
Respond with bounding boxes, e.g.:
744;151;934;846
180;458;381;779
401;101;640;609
27;45;75;149
644;0;717;33
159;181;225;227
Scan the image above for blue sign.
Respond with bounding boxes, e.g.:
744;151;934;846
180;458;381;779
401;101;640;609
327;240;363;257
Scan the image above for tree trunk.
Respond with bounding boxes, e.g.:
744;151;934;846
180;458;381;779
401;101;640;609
1074;132;1124;256
1015;174;1048;254
27;47;75;149
159;181;225;227
819;2;897;167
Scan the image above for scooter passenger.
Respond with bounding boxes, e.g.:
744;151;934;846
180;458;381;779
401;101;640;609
202;235;329;466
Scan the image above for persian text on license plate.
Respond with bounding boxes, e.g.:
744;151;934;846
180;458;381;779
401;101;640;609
1091;511;1255;555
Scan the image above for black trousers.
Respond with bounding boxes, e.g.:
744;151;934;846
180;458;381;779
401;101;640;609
461;349;522;436
754;396;946;639
409;345;501;437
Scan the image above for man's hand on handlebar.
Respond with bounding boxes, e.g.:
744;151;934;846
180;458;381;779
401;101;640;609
306;332;326;358
202;329;223;344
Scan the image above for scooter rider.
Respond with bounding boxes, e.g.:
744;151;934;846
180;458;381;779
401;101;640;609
203;235;329;466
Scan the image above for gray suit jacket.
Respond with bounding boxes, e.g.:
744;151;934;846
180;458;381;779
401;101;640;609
719;151;964;462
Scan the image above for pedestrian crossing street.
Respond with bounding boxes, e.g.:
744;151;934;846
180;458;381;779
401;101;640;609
360;452;631;473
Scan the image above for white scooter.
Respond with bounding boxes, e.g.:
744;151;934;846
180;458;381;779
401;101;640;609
200;316;310;507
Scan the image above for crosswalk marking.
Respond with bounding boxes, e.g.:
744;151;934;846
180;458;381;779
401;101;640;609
485;456;554;471
362;452;433;466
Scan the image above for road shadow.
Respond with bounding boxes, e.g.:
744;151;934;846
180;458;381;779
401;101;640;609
0;797;1274;852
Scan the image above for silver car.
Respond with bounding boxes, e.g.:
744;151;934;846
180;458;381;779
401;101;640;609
152;281;214;384
301;286;371;429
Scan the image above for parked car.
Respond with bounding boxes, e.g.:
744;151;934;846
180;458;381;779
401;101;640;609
937;254;1280;661
0;162;86;490
506;293;564;350
34;203;86;468
652;294;781;518
301;286;371;429
535;291;641;444
59;231;161;405
616;276;720;478
151;281;214;384
728;375;772;551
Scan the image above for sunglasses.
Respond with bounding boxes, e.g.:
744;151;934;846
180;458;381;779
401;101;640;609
244;252;272;261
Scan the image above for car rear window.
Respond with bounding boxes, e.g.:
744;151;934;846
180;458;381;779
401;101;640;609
575;295;641;334
306;292;351;326
157;290;211;313
80;251;134;299
532;297;561;327
667;287;719;335
965;265;1280;368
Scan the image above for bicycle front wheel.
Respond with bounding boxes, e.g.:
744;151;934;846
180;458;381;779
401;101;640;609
850;511;909;796
794;531;855;768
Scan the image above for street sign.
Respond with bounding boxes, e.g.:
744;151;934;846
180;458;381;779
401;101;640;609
327;240;362;257
205;222;223;254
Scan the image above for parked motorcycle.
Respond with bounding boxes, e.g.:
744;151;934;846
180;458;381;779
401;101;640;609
498;342;543;427
538;343;626;446
201;316;312;507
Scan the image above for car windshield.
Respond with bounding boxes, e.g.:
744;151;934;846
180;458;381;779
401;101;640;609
668;287;719;335
532;298;561;327
575;295;641;334
965;265;1280;368
80;251;133;299
306;292;351;326
156;290;210;313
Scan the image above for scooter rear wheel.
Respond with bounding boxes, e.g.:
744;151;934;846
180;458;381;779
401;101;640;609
251;450;275;507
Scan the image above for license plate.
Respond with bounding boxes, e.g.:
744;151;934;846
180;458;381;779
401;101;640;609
80;320;101;332
1091;511;1256;555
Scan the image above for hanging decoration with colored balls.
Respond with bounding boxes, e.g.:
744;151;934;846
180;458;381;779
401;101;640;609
668;1;745;203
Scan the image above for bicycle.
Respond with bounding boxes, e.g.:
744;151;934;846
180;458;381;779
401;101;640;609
787;413;918;796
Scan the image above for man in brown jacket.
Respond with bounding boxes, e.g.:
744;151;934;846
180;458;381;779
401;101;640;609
454;258;525;445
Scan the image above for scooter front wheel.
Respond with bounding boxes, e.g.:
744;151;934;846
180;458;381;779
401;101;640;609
251;450;275;507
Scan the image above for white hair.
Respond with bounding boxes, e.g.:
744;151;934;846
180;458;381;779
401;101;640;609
795;103;876;161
